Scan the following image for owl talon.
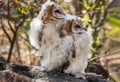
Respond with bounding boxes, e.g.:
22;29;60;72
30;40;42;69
85;73;103;78
75;73;86;79
31;66;46;72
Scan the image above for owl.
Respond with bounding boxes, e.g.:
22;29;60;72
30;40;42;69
29;0;74;71
29;0;65;50
62;14;93;78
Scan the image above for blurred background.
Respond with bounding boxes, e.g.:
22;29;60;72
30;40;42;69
0;0;120;81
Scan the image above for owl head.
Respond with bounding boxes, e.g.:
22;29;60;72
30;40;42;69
38;0;66;24
61;14;86;35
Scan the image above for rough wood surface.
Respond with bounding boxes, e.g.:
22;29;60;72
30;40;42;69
0;61;111;82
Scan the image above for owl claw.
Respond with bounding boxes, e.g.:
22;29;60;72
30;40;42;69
85;73;103;78
40;66;47;71
75;73;86;79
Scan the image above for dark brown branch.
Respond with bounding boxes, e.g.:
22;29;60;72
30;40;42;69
16;36;22;64
0;10;12;43
7;16;25;63
7;0;15;33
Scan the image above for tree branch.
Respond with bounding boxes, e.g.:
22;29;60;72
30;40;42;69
16;36;22;64
95;0;116;28
7;15;25;63
0;9;12;43
0;61;110;82
7;0;15;33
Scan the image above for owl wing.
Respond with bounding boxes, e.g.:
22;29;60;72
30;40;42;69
29;17;43;50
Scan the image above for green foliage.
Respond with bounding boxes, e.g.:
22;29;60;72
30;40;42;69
110;8;120;19
107;16;120;26
106;25;120;38
17;2;30;15
106;7;120;39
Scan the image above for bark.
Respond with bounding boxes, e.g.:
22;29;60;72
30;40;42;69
0;61;110;82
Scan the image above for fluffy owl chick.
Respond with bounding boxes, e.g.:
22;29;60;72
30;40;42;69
63;14;92;77
40;22;74;71
38;13;75;71
29;0;65;50
29;0;74;71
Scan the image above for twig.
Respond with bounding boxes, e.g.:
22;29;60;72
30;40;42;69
7;15;25;63
95;0;115;28
15;20;22;64
16;36;22;64
0;9;12;43
89;47;120;62
18;34;30;43
106;36;120;42
18;34;38;51
7;0;15;33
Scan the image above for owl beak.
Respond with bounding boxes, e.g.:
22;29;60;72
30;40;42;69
83;28;87;31
77;28;87;34
78;32;82;34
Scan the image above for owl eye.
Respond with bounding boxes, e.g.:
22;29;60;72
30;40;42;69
54;9;61;14
74;25;81;29
73;24;82;32
52;5;65;18
71;20;84;34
